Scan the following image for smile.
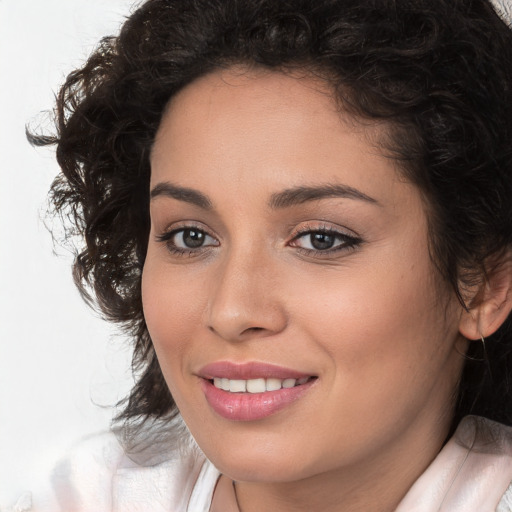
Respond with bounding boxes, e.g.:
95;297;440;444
199;362;317;421
212;376;312;393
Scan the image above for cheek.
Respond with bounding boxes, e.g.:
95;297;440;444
141;253;204;384
289;244;459;406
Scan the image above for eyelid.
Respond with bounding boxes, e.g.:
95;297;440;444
157;227;218;245
155;220;216;240
289;221;360;240
288;222;362;255
155;222;220;256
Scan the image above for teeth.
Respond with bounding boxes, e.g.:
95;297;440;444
282;378;296;388
229;379;246;392
266;378;282;391
246;378;266;393
212;377;311;393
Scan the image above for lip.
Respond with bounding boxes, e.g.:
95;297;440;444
198;361;317;421
199;361;311;380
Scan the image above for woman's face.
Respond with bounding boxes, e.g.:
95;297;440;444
143;69;466;482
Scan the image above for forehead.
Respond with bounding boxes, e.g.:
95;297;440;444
150;68;408;211
162;67;339;127
153;69;370;159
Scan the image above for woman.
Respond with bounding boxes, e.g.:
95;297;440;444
21;0;512;510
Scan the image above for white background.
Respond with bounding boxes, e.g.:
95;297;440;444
0;0;137;503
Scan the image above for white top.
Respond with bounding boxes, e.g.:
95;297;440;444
3;416;512;512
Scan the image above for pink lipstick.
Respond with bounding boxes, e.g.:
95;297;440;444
199;362;316;421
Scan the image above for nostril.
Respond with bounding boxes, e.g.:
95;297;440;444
243;327;265;334
208;325;264;335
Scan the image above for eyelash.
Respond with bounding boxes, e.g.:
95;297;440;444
156;224;362;258
288;225;362;256
155;225;219;257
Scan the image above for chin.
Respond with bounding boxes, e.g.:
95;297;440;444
193;431;322;483
213;456;312;483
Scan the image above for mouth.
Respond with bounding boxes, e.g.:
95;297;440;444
198;362;317;421
210;376;314;393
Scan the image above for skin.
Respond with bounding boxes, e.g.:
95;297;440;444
142;68;468;512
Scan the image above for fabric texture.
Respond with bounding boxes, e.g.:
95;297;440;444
3;416;512;512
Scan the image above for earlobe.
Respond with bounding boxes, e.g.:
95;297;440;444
459;251;512;340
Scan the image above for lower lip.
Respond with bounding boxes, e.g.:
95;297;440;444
201;379;315;421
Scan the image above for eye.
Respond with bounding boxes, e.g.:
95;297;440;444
289;227;361;255
173;228;215;249
156;226;219;255
301;232;339;251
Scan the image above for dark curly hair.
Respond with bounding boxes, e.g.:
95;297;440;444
29;0;512;432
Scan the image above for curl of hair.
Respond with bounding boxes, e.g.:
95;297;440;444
28;0;512;432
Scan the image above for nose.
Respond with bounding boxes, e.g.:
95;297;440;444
206;245;288;342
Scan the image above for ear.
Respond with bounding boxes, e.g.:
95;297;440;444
459;251;512;340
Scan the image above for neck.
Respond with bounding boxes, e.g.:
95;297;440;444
234;467;401;512
228;415;451;512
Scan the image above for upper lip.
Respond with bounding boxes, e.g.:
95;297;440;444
198;361;313;380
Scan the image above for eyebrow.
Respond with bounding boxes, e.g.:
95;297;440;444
269;184;379;209
149;182;379;210
150;182;212;210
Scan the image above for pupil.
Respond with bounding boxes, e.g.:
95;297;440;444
311;233;335;250
184;229;205;248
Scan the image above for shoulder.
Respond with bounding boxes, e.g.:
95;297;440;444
8;428;218;512
497;482;512;512
1;432;121;512
397;416;512;512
